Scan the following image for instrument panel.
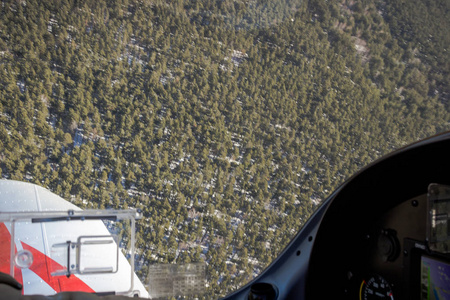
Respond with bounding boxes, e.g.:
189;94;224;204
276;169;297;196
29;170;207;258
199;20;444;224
308;188;450;300
347;193;426;300
306;135;450;300
226;133;450;300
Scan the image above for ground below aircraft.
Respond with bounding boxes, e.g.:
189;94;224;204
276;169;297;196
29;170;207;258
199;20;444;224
1;132;449;299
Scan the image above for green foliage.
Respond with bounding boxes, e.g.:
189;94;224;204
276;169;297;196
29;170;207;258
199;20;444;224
0;0;448;297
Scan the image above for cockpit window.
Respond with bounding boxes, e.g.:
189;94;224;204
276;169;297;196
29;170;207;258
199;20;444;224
0;0;448;298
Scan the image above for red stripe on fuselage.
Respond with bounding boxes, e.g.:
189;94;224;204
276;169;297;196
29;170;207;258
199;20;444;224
0;223;24;287
21;242;95;293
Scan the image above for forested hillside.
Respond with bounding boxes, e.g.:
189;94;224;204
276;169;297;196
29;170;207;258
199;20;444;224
0;0;448;297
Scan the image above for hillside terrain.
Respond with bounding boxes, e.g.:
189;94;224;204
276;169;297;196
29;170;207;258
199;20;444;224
0;0;448;297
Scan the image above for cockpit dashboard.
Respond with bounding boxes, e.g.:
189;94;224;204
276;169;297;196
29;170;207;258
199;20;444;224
226;132;450;300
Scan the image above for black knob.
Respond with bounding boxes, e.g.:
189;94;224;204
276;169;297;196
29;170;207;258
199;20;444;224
377;229;400;262
248;282;277;300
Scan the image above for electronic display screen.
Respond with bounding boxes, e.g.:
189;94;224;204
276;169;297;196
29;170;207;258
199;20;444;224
421;256;450;300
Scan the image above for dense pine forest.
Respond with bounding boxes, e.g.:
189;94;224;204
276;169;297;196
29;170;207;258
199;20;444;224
0;0;448;297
